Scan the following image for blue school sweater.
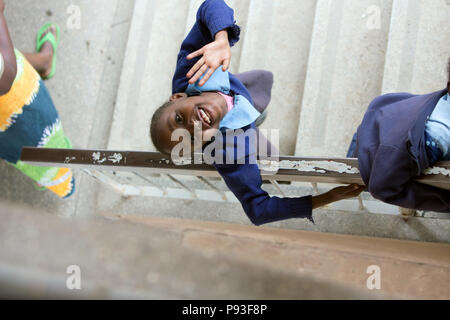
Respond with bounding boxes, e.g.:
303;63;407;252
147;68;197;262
356;89;450;212
171;0;312;225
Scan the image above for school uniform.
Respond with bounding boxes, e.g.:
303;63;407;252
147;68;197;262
171;0;313;225
355;89;450;212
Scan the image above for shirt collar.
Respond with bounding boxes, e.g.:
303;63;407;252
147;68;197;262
186;68;231;96
185;67;260;130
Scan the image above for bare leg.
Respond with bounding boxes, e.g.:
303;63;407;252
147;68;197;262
22;25;56;79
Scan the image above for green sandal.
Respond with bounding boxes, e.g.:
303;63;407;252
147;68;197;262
36;23;60;80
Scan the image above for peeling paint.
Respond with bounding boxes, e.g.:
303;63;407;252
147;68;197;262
92;152;107;164
258;160;360;174
108;153;123;164
92;152;101;161
159;158;171;164
172;157;193;166
64;156;76;164
423;166;450;177
258;160;281;172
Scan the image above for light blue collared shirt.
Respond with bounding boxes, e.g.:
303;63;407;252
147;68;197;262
185;68;260;130
425;93;450;159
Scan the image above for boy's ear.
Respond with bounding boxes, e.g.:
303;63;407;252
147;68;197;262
170;93;188;102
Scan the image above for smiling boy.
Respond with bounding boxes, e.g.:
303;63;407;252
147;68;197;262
150;0;365;226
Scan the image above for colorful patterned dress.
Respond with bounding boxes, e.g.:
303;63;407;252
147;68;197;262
0;49;75;198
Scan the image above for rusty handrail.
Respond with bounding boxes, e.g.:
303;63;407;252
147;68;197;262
20;147;450;189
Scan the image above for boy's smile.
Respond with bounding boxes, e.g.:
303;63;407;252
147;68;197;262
198;107;213;126
156;92;228;154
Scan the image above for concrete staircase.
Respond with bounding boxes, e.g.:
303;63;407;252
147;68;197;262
382;0;450;94
296;0;393;157
96;0;450;242
5;201;450;299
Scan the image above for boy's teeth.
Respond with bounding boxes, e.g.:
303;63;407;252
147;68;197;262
200;109;211;124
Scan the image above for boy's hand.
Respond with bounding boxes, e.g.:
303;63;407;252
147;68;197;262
328;184;366;201
186;30;231;86
0;0;5;13
312;184;366;209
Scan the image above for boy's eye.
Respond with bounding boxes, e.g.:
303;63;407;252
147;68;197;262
175;114;183;124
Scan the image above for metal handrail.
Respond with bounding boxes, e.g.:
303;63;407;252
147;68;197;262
20;147;450;189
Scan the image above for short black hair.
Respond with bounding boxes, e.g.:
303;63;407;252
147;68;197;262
150;100;173;155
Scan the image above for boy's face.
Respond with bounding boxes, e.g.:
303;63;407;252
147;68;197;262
156;92;228;154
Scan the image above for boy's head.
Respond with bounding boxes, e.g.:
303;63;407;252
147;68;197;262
150;92;228;155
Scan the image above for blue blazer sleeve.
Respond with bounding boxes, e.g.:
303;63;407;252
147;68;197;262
368;145;450;212
196;0;241;44
213;143;313;226
172;0;241;94
214;162;313;226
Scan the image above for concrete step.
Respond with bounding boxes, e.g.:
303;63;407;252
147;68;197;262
295;0;393;157
0;202;402;299
224;0;252;74
382;0;450;94
4;201;450;299
239;0;317;155
184;0;205;37
91;170;401;215
95;177;450;243
108;0;191;151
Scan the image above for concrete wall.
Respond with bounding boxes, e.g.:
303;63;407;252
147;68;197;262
108;0;191;152
1;202;449;299
239;0;317;155
296;0;393;157
382;0;450;94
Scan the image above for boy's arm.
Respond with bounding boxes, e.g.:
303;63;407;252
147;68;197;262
215;162;314;226
195;0;240;46
172;0;240;93
0;1;17;95
215;162;365;226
